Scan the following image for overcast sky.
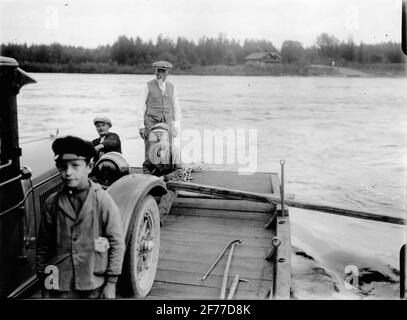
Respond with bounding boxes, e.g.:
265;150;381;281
0;0;402;49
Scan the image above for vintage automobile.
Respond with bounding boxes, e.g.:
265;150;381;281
0;56;167;298
1;56;295;300
2;56;406;300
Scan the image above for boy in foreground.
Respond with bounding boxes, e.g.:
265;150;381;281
36;136;125;298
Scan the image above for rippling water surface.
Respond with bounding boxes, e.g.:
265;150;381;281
18;73;407;298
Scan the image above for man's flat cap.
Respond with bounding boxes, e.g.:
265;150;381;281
93;117;112;127
52;135;97;162
150;123;169;132
152;61;173;70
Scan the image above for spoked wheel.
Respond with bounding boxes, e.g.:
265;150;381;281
120;195;160;297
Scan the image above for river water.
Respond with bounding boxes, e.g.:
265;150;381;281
18;73;407;299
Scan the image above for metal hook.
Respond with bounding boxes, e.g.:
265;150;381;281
201;239;241;281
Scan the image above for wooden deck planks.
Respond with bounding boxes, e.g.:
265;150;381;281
174;198;274;213
156;251;273;280
149;281;264;299
189;171;273;194
169;207;271;222
156;257;274;281
160;231;273;249
149;282;219;299
162;224;275;241
159;240;267;260
164;214;271;234
149;281;271;300
150;194;278;299
155;269;263;292
160;228;274;249
143;170;289;300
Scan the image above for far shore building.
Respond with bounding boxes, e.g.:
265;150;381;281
244;52;282;66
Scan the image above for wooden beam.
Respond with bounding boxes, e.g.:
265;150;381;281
173;197;273;213
172;207;271;222
167;181;405;225
177;191;222;199
168;180;275;202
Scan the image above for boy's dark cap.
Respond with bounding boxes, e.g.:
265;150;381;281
52;136;97;162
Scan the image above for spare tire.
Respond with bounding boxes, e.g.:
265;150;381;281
93;152;129;186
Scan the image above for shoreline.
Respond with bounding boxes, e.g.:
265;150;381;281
20;62;406;78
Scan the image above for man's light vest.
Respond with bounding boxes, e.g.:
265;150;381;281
144;79;175;132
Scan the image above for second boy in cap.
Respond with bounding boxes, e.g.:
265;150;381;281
92;117;122;162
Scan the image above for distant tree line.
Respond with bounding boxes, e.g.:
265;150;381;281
0;33;404;73
292;33;405;65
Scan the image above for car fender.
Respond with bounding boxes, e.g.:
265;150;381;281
107;173;167;243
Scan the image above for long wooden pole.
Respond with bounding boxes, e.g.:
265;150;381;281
226;274;240;300
220;242;237;299
167;181;405;225
226;274;248;300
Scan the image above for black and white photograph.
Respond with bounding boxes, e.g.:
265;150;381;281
0;0;406;306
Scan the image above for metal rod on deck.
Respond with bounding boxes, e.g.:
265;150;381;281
280;160;285;215
270;237;281;299
220;241;238;299
401;244;406;299
201;240;241;281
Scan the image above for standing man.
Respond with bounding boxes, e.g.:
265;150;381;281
137;61;182;160
36;136;125;299
92;117;122;162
